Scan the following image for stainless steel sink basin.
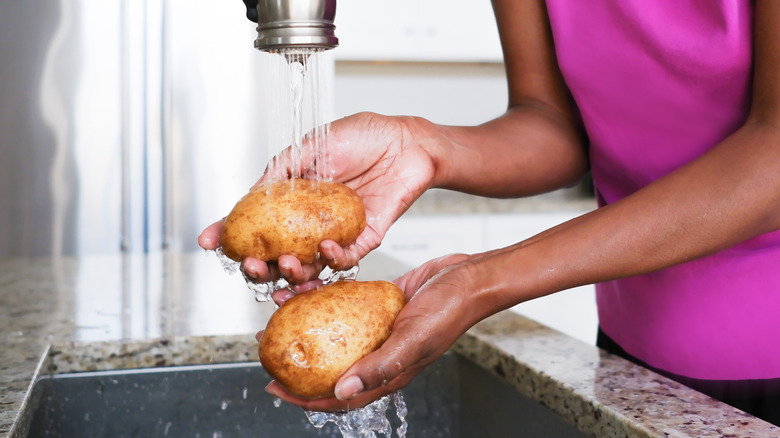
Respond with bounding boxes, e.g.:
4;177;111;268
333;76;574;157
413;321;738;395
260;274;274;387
26;352;585;437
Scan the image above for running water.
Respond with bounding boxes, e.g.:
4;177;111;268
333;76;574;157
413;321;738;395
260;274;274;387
304;392;409;438
265;49;334;182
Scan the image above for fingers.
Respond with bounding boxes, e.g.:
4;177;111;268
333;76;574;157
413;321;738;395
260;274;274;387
242;255;318;285
277;255;323;284
242;257;274;279
198;220;224;250
319;240;353;270
240;251;344;298
271;288;295;305
290;279;324;294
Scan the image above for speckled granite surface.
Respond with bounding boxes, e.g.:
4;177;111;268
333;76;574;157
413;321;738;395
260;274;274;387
2;252;779;437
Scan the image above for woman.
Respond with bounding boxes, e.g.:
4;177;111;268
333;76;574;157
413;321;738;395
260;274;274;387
201;0;780;424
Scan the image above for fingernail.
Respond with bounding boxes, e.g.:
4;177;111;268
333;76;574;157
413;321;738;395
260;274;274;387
274;290;294;302
242;266;256;279
335;375;364;401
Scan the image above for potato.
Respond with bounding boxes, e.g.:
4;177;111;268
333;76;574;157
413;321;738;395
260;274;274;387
219;179;366;263
258;280;406;399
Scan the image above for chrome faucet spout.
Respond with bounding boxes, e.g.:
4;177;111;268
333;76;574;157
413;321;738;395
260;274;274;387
244;0;339;53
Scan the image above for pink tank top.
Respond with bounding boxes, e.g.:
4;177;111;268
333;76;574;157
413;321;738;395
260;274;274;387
545;0;780;380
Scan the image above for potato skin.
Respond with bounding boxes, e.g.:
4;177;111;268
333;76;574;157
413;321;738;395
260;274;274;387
258;280;406;399
219;179;366;263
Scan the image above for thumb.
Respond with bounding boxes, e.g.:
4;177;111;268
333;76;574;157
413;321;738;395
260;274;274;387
334;375;366;401
333;270;472;402
333;342;407;401
333;319;442;402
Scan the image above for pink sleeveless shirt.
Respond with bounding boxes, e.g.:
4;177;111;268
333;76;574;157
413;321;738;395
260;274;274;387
545;0;780;380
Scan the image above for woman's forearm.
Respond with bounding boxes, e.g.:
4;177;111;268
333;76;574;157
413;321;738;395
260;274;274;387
462;121;780;321
414;103;588;198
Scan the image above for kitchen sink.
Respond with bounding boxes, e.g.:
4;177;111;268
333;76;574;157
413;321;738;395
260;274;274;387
25;352;585;437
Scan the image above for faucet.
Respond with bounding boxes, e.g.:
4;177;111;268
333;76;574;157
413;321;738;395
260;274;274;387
242;0;339;54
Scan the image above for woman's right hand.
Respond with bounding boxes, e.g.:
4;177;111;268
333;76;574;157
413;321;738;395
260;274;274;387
198;112;440;286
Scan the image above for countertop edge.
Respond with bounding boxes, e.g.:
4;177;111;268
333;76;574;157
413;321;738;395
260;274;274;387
7;346;49;438
454;311;780;438
8;311;780;438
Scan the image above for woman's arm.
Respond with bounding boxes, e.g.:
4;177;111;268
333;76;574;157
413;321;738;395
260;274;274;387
421;0;588;197
464;0;780;322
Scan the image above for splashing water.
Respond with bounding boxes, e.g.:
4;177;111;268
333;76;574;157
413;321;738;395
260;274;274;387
320;265;360;284
213;248;360;302
391;392;408;438
245;277;290;303
305;392;408;438
214;248;239;275
213;248;287;302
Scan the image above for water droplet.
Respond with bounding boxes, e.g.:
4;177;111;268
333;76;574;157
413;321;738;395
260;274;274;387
304;391;406;437
393;392;409;438
273;397;282;408
242;387;248;399
220;400;230;410
214;248;239;274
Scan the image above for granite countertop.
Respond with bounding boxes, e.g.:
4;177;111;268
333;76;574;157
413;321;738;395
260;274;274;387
2;251;779;437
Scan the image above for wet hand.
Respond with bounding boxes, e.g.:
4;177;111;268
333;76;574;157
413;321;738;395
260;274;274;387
199;112;438;288
261;254;474;412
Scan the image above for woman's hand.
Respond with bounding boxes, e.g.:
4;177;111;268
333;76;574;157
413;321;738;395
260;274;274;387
262;253;480;412
198;112;439;286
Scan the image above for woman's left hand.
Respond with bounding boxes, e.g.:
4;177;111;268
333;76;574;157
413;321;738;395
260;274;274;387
261;253;478;412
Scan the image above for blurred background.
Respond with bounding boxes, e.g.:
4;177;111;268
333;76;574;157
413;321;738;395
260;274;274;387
0;0;596;343
0;0;512;258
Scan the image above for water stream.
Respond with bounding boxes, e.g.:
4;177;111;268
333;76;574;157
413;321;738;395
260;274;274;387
265;49;334;182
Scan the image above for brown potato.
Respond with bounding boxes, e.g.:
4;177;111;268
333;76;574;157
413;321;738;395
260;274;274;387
219;179;366;263
258;280;406;399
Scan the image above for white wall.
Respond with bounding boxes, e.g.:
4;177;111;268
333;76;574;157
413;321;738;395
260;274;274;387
335;0;503;63
332;0;507;125
334;62;508;126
